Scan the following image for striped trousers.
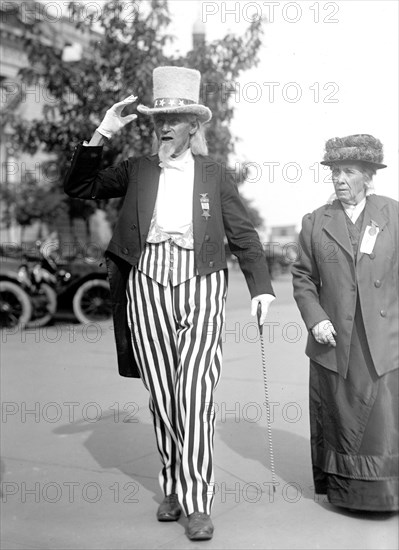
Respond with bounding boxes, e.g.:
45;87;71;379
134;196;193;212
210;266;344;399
126;257;227;516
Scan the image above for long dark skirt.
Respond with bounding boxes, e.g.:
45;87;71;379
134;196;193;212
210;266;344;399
310;303;399;512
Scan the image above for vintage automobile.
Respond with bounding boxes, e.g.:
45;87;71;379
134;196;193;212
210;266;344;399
0;243;112;328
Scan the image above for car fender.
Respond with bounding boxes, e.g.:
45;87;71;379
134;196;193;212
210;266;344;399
0;271;21;283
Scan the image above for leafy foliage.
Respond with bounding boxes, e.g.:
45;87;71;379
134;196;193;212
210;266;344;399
8;0;265;234
2;170;66;229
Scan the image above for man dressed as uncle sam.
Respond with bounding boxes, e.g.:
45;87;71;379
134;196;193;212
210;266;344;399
64;66;275;541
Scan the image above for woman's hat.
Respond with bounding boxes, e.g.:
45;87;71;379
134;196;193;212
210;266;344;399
321;134;387;169
137;66;212;123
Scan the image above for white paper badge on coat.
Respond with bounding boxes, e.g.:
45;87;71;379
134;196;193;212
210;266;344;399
360;223;380;254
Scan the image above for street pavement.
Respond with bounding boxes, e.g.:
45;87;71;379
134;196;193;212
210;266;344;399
1;270;398;550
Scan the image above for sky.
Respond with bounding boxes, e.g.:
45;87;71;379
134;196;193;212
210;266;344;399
36;0;399;231
165;0;398;230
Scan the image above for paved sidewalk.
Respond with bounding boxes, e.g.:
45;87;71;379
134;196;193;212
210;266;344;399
1;271;398;549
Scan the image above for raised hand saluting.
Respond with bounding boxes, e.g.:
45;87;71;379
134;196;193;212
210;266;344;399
96;95;138;139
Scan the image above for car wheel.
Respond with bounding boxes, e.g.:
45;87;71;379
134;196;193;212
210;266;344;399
26;283;57;328
0;281;32;328
72;279;112;324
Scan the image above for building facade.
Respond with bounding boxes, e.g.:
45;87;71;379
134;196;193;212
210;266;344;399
0;1;103;249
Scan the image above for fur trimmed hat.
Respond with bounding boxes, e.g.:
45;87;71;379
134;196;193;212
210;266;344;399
321;134;387;169
137;66;212;123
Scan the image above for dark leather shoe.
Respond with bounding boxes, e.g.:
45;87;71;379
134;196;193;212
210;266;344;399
186;512;214;541
157;493;181;522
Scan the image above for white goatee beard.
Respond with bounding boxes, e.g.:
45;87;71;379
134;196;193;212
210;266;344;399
158;140;176;164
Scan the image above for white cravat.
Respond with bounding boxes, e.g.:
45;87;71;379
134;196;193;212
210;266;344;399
148;148;195;240
158;147;193;171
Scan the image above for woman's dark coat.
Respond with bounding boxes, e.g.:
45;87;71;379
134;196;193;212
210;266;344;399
292;195;398;378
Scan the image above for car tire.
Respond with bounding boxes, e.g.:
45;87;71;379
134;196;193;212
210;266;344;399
72;278;112;324
0;281;32;329
26;283;57;328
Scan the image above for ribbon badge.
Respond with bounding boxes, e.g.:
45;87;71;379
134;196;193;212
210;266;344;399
360;219;380;255
200;193;210;219
369;219;379;236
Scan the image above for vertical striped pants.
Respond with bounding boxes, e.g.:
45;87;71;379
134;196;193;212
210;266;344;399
126;267;227;515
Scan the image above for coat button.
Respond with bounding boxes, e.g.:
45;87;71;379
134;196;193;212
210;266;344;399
131;224;137;230
204;235;210;242
209;261;214;267
380;310;387;317
369;252;376;259
374;280;381;288
122;247;129;255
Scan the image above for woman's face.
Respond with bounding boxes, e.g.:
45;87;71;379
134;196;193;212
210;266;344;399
331;162;368;205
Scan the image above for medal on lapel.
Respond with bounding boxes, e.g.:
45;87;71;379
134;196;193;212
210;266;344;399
200;193;210;219
369;220;378;236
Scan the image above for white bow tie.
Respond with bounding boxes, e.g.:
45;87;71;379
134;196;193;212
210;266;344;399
159;160;184;170
159;150;192;170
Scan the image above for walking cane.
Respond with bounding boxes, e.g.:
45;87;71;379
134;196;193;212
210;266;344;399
257;303;277;493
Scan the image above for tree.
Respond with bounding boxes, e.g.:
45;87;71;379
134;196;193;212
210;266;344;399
180;20;265;226
9;0;266;244
2;170;67;241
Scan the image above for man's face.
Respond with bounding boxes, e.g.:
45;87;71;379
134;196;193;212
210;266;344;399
331;162;368;205
153;113;197;158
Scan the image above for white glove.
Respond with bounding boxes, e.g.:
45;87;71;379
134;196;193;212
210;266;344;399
96;94;138;139
311;320;337;347
251;294;275;326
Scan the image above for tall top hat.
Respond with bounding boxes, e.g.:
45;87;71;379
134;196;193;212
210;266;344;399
137;66;212;123
320;134;387;169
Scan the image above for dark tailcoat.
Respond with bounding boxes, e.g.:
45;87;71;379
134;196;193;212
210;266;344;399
292;195;399;377
64;144;274;377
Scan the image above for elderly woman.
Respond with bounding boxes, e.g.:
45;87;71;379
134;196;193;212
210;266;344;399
292;134;398;512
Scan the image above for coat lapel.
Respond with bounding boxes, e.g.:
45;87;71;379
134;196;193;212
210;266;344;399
357;195;389;264
137;155;161;240
137;155;217;251
323;201;354;260
193;156;217;254
361;195;389;232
